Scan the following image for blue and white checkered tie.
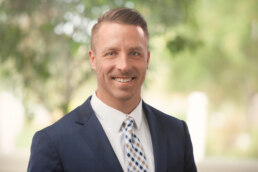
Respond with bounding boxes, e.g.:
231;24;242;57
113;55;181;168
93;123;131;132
122;116;148;172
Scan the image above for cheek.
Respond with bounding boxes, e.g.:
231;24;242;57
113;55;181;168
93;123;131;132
140;64;149;77
137;62;149;71
96;60;113;75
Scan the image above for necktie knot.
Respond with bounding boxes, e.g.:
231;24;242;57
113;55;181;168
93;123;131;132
123;116;135;133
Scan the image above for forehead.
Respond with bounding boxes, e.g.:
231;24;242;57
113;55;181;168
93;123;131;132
97;22;146;39
94;22;148;48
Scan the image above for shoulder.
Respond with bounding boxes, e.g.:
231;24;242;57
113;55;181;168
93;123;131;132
142;101;187;133
36;96;93;141
143;101;197;171
143;101;184;124
33;108;76;147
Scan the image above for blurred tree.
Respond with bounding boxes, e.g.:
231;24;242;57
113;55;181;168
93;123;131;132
164;0;258;107
0;0;92;117
2;0;256;118
0;0;195;118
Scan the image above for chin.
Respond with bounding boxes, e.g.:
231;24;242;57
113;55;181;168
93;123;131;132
113;91;138;102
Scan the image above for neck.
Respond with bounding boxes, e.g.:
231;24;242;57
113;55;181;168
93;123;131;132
95;92;141;114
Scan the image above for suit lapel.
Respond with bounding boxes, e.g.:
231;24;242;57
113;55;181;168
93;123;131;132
74;97;168;172
143;101;168;172
75;97;123;172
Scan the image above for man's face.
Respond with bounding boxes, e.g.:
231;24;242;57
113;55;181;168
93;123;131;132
89;22;150;105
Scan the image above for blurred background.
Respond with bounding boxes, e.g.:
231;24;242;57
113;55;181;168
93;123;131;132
0;0;258;171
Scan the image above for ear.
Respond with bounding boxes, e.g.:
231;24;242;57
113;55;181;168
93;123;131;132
146;51;150;69
89;50;96;70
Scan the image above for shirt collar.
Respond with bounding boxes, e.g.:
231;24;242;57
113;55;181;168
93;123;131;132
90;92;143;132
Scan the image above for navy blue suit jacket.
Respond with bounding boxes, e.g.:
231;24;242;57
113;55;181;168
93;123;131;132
28;96;197;172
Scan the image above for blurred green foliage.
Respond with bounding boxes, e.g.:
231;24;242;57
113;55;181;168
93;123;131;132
163;0;258;106
0;0;195;115
0;0;258;158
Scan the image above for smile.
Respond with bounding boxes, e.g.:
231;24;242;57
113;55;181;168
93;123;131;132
113;77;136;83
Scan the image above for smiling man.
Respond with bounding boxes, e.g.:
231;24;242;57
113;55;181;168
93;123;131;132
89;21;150;114
28;8;197;172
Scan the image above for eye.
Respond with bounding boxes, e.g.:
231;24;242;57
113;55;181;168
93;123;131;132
108;52;115;56
105;51;116;56
130;52;140;56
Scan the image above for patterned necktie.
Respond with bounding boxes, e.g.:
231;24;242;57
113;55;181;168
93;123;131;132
122;116;148;172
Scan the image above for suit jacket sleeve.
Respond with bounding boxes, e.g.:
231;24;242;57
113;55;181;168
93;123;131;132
28;131;64;172
182;121;197;172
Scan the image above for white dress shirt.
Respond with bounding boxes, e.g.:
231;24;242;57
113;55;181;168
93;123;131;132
90;93;154;172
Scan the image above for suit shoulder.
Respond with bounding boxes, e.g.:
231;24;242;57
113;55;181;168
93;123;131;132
38;105;81;139
143;102;184;127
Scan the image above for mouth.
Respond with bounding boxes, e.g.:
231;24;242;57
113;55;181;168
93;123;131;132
112;77;136;83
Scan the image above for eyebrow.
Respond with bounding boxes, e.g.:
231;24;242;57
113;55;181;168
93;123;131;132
101;47;118;54
101;46;144;53
128;46;144;52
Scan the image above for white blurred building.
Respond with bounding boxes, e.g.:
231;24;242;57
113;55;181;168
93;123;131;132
0;91;25;155
187;92;208;162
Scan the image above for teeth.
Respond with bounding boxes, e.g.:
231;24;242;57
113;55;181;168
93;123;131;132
114;78;133;83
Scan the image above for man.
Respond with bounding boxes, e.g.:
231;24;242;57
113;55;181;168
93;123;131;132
28;7;197;172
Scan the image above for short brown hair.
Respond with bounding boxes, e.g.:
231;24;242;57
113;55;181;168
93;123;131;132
90;7;149;51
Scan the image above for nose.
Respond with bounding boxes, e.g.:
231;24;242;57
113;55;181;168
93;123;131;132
116;53;131;72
